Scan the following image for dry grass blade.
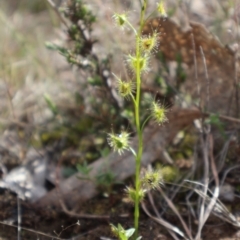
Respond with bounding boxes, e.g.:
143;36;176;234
194;188;240;228
141;201;188;240
186;179;240;229
0;220;65;240
157;187;193;240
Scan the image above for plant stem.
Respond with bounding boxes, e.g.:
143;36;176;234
133;1;147;239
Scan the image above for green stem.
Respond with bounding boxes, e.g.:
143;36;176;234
141;115;151;132
125;20;137;35
133;1;147;239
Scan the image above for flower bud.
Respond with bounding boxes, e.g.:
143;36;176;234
151;101;168;125
107;131;130;155
140;32;159;53
112;12;128;30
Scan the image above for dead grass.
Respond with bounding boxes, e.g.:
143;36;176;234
0;1;77;128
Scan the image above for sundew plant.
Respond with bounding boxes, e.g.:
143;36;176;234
108;1;168;239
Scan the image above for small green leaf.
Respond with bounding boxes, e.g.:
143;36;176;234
77;161;92;175
124;228;135;237
45;41;58;50
44;93;58;115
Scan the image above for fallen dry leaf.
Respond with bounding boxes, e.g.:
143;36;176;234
36;108;202;210
143;17;239;116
